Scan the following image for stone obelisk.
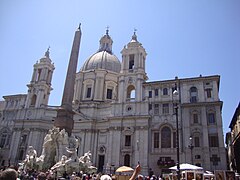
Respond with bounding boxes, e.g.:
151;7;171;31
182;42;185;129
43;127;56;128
54;25;82;135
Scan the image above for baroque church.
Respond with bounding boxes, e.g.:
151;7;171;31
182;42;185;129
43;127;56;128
0;26;226;175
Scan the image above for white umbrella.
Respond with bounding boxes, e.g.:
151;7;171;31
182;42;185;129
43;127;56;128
204;173;214;177
100;175;112;180
116;166;134;172
204;171;214;176
169;163;203;170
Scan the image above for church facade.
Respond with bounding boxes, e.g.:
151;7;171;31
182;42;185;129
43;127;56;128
0;28;226;175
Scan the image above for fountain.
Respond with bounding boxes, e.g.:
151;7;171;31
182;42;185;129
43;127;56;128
20;127;97;177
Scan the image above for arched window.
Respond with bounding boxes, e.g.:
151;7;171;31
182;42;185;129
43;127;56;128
31;94;37;106
161;126;171;148
124;154;130;167
129;60;134;70
36;69;42;81
46;70;52;84
127;85;135;101
190;87;198;103
129;54;134;70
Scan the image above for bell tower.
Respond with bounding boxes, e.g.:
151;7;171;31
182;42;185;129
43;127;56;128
118;31;148;103
25;48;55;108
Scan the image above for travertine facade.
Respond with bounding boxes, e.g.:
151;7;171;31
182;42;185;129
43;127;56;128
0;29;226;175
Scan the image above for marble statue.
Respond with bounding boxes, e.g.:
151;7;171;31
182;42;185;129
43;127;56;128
20;146;37;170
20;126;97;176
79;151;97;174
50;155;68;177
65;147;80;173
56;129;69;162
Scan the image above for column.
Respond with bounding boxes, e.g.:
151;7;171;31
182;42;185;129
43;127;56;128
136;75;142;101
135;130;140;164
108;130;113;166
36;89;44;107
118;76;125;103
31;69;37;82
47;70;53;84
201;107;209;147
9;131;21;163
141;127;149;175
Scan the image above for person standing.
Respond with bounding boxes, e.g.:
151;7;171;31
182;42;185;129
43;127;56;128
0;168;18;180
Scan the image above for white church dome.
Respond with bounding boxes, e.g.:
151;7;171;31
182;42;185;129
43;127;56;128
81;29;121;73
81;51;121;73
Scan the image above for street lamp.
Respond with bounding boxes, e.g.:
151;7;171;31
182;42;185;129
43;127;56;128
173;89;180;180
188;136;194;164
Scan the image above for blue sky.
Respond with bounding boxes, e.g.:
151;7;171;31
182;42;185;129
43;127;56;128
0;0;239;136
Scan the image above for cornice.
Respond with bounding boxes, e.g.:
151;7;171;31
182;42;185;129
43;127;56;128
143;75;220;86
180;101;223;108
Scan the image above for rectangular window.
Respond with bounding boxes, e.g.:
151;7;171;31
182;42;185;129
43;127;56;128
206;88;212;98
154;104;159;115
154;132;159;148
0;134;6;148
149;91;152;98
193;114;198;124
86;87;91;98
162;103;169;114
155;89;159;96
149;104;152;111
125;135;131;146
107;89;113;99
209;134;219;147
163;88;168;95
208;113;215;124
194;137;200;147
190;96;197;103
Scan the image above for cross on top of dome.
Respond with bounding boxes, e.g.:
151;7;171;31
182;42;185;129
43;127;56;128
106;26;109;35
131;28;138;42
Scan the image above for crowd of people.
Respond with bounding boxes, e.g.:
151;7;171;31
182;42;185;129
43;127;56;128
0;164;164;180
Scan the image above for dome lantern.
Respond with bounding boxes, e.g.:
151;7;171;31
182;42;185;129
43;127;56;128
131;29;138;42
98;28;113;54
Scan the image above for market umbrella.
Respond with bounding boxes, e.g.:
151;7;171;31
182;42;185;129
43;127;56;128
116;166;134;172
169;163;203;170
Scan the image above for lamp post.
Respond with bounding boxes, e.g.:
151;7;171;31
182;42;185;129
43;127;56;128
173;89;180;180
188;136;194;164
